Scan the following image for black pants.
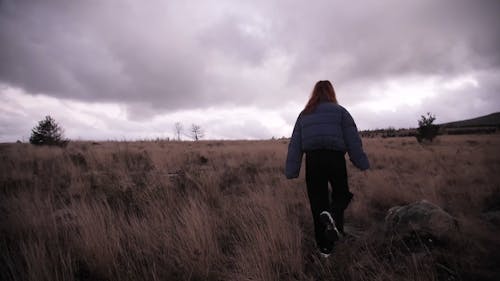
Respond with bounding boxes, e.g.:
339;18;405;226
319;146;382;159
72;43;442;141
305;150;353;247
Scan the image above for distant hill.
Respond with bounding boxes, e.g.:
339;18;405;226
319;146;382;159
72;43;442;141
360;112;500;138
439;112;500;128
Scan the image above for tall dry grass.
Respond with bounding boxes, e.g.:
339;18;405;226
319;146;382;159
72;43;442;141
1;135;499;280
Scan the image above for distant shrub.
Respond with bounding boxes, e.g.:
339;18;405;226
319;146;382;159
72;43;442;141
29;115;69;147
416;112;439;143
382;127;396;138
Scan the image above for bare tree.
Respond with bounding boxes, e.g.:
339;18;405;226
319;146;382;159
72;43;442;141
174;122;183;141
190;124;204;141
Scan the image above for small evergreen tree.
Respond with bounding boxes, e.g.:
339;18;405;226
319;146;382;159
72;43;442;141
416;112;439;143
29;116;69;146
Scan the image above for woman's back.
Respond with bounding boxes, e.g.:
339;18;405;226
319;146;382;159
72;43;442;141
300;102;347;152
286;100;368;179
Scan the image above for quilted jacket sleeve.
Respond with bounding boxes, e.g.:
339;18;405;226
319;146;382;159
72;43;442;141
285;114;303;179
341;109;370;170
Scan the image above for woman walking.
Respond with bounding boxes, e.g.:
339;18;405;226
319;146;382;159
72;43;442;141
285;80;369;257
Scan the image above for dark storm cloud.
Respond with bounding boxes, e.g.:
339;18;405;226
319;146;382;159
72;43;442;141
199;16;270;65
302;0;499;74
0;0;208;111
1;0;499;115
262;0;500;103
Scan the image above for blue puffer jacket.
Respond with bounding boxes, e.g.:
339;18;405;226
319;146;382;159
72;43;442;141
285;102;369;179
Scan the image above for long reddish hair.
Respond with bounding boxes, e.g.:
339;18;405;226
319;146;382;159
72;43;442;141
303;80;338;114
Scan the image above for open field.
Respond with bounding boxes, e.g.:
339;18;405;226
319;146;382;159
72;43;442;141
1;135;500;281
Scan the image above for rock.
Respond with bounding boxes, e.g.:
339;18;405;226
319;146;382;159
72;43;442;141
482;194;500;226
385;200;458;239
199;155;208;164
481;210;500;226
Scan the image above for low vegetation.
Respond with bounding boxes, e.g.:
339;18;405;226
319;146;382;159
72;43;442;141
1;135;500;280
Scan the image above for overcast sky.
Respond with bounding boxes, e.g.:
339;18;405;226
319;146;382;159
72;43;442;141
1;0;499;141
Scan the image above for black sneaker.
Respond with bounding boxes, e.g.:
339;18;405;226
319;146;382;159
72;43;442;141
320;211;340;245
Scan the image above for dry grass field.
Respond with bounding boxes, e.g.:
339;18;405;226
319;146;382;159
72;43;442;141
1;135;500;281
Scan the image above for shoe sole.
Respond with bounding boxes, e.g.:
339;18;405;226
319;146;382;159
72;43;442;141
319;252;330;258
320;211;340;243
